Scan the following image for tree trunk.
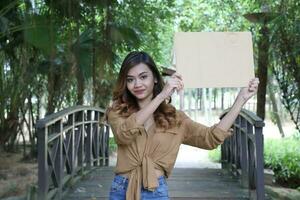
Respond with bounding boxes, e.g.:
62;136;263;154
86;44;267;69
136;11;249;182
199;88;202;111
28;95;37;157
180;90;184;111
46;68;56;115
77;70;84;105
256;25;270;120
76;17;84;105
267;76;285;137
6;111;19;152
93;0;114;107
0;54;5;146
46;9;58;115
188;89;192;116
221;88;224;110
213;89;217;110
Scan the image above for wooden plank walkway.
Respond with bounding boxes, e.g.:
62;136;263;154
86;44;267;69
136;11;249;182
64;167;250;200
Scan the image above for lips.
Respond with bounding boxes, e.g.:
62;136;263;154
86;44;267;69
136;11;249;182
134;89;145;94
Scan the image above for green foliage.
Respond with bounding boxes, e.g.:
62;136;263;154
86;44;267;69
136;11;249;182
292;130;300;140
269;0;300;132
0;0;299;161
24;14;57;56
208;136;300;188
208;146;221;163
264;137;300;188
109;137;117;153
71;28;94;80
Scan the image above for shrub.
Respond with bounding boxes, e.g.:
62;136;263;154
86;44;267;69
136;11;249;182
207;136;300;188
109;137;117;153
264;137;300;188
208;146;221;163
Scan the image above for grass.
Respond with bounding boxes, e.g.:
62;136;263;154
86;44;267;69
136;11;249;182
0;151;37;198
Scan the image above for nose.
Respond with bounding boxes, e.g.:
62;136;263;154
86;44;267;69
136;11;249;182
134;79;142;88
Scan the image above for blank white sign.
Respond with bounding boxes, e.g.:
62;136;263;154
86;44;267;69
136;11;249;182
173;32;255;88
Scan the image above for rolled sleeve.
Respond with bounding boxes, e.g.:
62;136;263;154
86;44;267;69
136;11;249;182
181;114;233;150
107;110;145;145
209;124;233;144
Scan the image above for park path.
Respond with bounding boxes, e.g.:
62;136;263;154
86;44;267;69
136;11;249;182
64;166;249;200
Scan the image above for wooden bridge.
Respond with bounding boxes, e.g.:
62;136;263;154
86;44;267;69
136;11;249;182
36;105;268;200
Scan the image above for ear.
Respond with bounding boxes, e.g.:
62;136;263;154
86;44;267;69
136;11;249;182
154;78;158;83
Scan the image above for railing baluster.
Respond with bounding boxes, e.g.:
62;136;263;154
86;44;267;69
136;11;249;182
234;117;239;172
95;111;100;166
236;116;241;170
255;126;265;199
38;127;48;200
221;137;229;169
53;120;63;199
100;124;104;166
70;113;75;175
36;106;111;199
220;108;265;200
240;117;249;188
79;111;84;173
87;110;92;169
105;124;110;166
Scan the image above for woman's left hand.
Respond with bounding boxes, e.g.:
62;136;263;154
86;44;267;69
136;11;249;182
237;78;259;102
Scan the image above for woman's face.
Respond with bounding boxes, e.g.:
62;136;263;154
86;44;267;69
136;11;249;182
126;63;157;102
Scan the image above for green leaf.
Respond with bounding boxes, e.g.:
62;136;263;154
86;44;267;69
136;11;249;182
71;28;94;80
24;14;57;56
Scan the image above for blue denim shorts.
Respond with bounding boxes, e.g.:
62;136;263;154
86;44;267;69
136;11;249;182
109;175;169;200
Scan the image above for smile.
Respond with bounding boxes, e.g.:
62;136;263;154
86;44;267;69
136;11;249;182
134;89;145;94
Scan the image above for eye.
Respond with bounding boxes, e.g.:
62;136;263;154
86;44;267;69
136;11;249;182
126;78;133;83
140;75;148;80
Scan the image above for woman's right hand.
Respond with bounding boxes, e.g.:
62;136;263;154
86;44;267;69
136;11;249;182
159;72;184;100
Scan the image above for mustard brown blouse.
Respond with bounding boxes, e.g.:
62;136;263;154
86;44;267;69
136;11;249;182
107;109;232;200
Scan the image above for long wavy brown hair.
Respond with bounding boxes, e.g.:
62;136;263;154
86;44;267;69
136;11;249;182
106;51;179;130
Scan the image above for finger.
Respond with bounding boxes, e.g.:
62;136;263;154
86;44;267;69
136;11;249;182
249;86;257;92
250;82;259;88
172;73;182;80
248;88;254;92
177;81;184;91
170;76;182;83
173;83;181;91
249;78;258;85
250;79;259;85
172;72;181;77
170;78;183;87
250;84;257;88
180;81;184;90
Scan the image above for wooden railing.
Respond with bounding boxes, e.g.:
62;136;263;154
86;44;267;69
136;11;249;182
220;108;265;200
36;105;109;200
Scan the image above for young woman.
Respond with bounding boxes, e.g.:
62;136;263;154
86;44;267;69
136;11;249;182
106;51;259;200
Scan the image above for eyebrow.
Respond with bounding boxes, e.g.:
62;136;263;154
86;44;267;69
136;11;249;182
127;71;148;78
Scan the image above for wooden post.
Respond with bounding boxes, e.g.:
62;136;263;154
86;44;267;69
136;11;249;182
255;126;265;199
37;127;48;200
95;111;100;166
240;118;249;188
87;110;92;169
54;120;63;199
